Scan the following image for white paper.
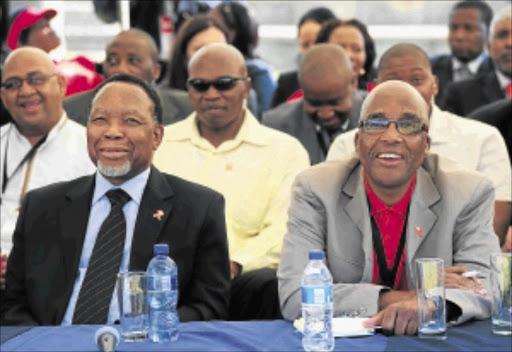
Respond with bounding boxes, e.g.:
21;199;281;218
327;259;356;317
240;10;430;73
294;317;375;338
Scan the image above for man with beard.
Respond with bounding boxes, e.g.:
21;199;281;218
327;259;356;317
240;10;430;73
441;7;512;116
2;74;230;325
262;44;366;165
431;0;494;104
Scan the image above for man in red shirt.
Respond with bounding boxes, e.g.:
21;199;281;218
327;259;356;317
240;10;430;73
278;80;500;335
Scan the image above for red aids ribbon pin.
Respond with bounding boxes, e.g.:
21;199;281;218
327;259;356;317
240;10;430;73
153;210;164;221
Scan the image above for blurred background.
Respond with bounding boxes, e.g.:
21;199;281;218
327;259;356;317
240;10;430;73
1;0;511;74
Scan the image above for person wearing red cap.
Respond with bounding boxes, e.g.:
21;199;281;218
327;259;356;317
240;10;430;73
7;7;104;96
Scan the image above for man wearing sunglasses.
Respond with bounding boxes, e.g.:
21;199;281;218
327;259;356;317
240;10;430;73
63;29;193;126
278;80;500;335
327;43;511;248
0;47;95;289
262;44;366;165
154;43;309;320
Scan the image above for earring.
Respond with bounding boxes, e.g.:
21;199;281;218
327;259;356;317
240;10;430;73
359;68;366;76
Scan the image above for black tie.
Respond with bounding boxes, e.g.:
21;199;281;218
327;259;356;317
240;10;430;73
72;189;131;324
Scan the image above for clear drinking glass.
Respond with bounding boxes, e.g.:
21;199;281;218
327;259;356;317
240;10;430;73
416;258;447;340
116;271;148;342
490;253;512;336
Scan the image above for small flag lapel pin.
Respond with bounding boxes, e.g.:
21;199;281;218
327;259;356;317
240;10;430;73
414;226;424;237
153;210;164;221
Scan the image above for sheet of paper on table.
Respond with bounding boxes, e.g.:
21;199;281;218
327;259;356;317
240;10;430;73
294;317;376;337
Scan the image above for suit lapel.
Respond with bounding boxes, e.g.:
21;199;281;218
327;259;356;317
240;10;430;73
60;176;95;282
482;72;505;103
343;164;374;282
406;164;440;279
130;166;174;270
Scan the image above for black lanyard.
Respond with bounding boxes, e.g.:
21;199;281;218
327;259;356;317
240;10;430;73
2;130;48;195
369;205;409;288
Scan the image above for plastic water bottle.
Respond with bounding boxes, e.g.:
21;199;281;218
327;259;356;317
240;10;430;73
147;243;179;343
301;250;334;352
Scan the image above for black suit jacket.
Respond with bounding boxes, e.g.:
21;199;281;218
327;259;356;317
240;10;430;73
271;70;300;108
2;167;230;325
431;54;495;105
439;70;506;117
63;88;194;126
262;90;366;165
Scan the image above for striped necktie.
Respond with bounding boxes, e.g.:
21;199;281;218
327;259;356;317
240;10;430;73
72;189;131;324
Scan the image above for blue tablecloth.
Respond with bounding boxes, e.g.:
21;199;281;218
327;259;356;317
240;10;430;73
1;320;510;351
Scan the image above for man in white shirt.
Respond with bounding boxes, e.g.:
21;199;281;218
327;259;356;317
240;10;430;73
327;43;511;246
0;47;95;287
154;43;310;320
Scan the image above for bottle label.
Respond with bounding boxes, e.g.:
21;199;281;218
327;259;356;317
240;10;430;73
302;286;332;304
161;276;171;291
171;275;178;291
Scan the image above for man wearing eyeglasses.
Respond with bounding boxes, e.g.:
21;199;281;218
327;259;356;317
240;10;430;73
154;43;310;320
278;80;500;335
327;43;511;248
262;44;366;165
0;47;95;289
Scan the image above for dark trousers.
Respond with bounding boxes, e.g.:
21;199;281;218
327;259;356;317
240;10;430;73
229;268;283;320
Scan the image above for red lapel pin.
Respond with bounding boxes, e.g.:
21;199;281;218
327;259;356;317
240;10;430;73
414;226;424;237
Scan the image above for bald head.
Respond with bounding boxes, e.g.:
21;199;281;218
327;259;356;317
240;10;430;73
299;43;353;84
109;29;159;62
378;43;431;75
361;80;429;125
188;43;247;76
3;47;56;73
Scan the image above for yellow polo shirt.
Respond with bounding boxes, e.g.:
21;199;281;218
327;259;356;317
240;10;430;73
154;111;310;272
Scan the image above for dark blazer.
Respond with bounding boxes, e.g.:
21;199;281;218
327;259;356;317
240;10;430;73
262;90;366;165
469;99;512;166
439;70;506;117
2;166;230;325
431;54;495;105
63;88;194;126
271;70;300;108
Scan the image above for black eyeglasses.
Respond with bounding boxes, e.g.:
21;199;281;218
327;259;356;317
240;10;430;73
359;118;428;135
187;76;249;92
1;73;58;91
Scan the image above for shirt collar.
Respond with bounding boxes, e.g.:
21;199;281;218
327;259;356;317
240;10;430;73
452;52;487;74
165;109;270;151
494;67;511;90
364;170;417;217
92;167;150;206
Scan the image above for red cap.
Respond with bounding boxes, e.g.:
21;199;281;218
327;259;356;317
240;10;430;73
7;7;57;50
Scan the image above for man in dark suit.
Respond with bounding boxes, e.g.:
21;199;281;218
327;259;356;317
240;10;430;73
430;0;494;104
262;44;366;165
440;7;511;116
1;74;230;325
63;29;193;126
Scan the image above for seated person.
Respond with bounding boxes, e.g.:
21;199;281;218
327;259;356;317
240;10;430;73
1;74;230;325
263;44;366;165
7;6;104;96
440;7;512;115
430;0;494;104
1;47;95;289
271;7;336;108
327;43;511;245
63;29;193;126
154;43;309;320
278;80;500;335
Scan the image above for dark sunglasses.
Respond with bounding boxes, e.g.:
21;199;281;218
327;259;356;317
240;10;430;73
1;73;58;91
187;76;249;92
359;118;428;135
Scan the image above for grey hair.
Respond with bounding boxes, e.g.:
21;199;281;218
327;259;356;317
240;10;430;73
489;6;512;42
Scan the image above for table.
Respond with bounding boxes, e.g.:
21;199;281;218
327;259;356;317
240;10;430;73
1;320;510;351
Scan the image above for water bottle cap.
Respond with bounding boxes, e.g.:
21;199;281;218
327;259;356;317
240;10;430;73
154;243;169;255
309;250;324;260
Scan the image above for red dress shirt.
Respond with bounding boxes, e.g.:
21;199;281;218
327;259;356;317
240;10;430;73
365;172;417;290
